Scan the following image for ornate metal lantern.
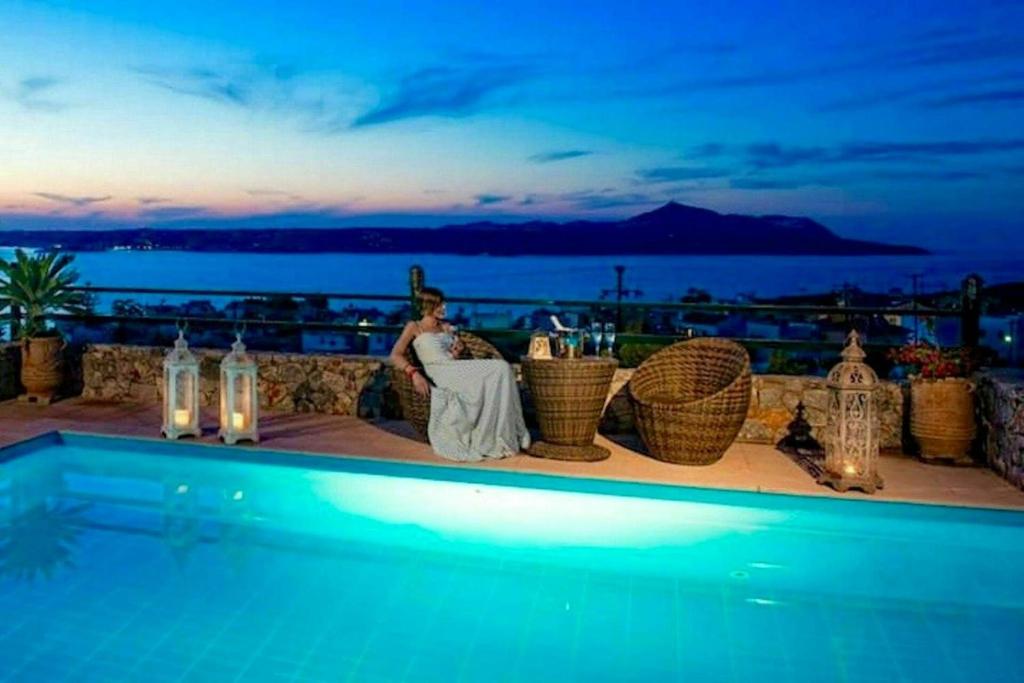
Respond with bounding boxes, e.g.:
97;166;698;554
161;330;201;440
819;331;883;493
219;333;259;445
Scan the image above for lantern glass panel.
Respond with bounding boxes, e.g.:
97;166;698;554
219;334;259;444
220;369;228;425
162;331;200;440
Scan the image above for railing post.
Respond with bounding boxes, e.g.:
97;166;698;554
9;303;20;341
409;265;424;318
615;265;624;329
960;274;982;350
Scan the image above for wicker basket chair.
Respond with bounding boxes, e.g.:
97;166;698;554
391;332;504;441
629;338;752;465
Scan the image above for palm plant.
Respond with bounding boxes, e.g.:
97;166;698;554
0;249;88;338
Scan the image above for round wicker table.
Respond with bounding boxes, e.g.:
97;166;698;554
520;356;618;461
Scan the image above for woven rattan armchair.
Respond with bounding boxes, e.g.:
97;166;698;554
629;338;752;465
391;332;503;441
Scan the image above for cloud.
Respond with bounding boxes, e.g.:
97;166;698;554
739;139;1024;169
8;76;69;112
871;169;988;181
746;144;829;169
33;192;112;207
559;190;657;210
835;139;1024;161
246;188;305;201
141;56;536;132
686;143;727;159
922;88;1024;107
730;168;989;190
648;25;1024;95
135;196;170;205
137;65;255;106
135;61;360;134
474;194;512;206
352;61;535;127
729;177;803;190
528;149;593;163
636;166;731;183
819;71;1024;111
878;29;1024;69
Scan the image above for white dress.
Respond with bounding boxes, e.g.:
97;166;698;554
412;331;531;462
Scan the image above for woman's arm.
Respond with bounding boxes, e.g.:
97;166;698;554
389;322;418;371
390;322;431;396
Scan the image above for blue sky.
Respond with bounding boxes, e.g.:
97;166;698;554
1;0;1022;248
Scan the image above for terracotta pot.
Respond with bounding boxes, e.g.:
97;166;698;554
909;376;976;462
20;336;65;404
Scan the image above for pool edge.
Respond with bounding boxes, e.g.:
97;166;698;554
1;429;1019;523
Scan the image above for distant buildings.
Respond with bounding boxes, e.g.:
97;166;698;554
49;284;1022;371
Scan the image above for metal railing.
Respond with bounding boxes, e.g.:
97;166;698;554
9;267;976;358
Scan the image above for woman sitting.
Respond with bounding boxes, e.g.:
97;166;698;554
389;287;530;462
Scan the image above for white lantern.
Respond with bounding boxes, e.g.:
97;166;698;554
161;330;201;440
219;334;259;445
819;330;883;493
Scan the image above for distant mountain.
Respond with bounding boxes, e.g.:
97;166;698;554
0;201;927;255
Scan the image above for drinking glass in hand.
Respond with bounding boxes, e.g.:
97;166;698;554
590;322;603;356
603;322;617;356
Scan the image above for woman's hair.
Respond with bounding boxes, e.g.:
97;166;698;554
417;287;445;317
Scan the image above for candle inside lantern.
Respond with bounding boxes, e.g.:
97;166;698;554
232;411;245;430
174;409;190;427
843;463;857;475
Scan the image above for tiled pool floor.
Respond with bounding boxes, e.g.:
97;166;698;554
2;509;1019;683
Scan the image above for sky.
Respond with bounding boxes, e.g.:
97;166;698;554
1;0;1023;249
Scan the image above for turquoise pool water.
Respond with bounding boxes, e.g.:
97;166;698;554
0;433;1022;683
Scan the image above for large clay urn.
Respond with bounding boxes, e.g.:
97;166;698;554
909;376;976;463
20;336;65;405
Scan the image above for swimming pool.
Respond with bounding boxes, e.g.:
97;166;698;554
0;432;1021;682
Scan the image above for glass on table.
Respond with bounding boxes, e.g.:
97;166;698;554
603;322;617;356
564;329;582;358
590;322;603;356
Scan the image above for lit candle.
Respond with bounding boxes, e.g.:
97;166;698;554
843;463;857;475
174;409;190;427
232;411;245;430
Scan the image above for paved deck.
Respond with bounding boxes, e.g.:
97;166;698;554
2;398;1022;510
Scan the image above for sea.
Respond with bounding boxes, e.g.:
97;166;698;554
22;246;1015;296
1;248;1021;303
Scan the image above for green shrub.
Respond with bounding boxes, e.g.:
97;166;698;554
618;342;667;368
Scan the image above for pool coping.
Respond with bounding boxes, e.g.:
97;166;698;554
5;429;1024;527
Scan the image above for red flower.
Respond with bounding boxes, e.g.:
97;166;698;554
890;342;975;379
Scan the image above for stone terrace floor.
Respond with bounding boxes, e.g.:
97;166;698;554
2;397;1023;510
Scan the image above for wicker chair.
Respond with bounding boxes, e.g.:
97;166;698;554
629;338;752;465
391;332;504;441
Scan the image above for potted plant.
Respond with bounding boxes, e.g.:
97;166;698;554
889;342;978;463
0;250;87;404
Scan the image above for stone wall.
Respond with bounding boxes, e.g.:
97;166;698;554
600;369;905;450
977;369;1024;490
81;344;907;449
82;344;395;419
